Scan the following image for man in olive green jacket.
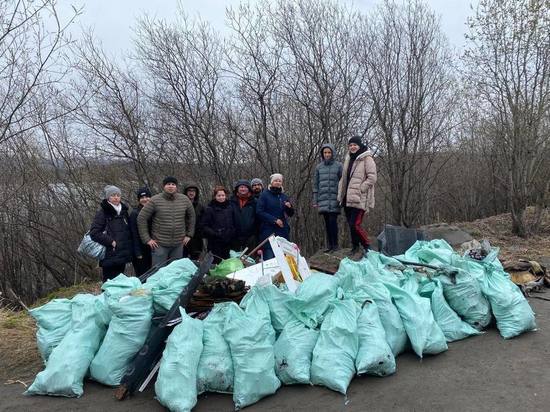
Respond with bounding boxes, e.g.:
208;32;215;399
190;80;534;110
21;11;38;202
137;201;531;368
137;176;196;266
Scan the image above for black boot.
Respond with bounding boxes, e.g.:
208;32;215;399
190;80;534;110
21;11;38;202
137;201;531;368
349;245;361;256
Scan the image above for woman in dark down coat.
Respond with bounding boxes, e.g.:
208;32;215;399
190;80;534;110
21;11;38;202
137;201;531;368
90;185;134;282
200;185;237;264
313;143;343;252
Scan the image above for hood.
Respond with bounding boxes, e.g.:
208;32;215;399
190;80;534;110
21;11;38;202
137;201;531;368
100;199;128;216
320;143;337;164
184;182;200;203
233;179;252;194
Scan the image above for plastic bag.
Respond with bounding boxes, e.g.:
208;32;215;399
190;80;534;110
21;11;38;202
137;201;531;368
274;319;319;385
384;280;448;358
291;273;339;328
155;308;203;412
29;298;72;363
479;266;536;339
310;298;358;394
197;303;234;394
89;289;153;386
438;268;492;330
419;279;481;342
355;300;396;377
210;257;245;277
144;258;197;314
403;239;455;266
26;294;108;397
223;302;281;410
77;231;106;260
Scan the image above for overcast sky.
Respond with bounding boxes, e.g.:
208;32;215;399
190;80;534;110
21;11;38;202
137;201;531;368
57;0;478;59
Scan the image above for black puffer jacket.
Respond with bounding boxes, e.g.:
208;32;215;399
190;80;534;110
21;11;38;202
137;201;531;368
200;200;236;249
90;200;133;267
230;180;258;240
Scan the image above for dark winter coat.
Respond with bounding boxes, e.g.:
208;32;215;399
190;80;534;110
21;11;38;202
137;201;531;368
129;205;150;258
184;183;205;258
313;143;343;214
230;180;258;240
200;200;237;257
90;200;133;268
256;187;295;241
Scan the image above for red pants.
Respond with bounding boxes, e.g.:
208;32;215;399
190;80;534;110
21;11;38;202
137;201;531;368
345;207;369;248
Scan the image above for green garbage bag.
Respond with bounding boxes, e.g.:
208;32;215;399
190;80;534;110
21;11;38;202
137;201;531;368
310;298;358;394
26;294;108;397
274;319;319;385
291;273;339;328
155;308;203;412
241;284;295;334
384;279;448;357
335;258;407;356
419;279;481;342
437;268;492;330
239;286;276;344
89;289;153;386
29;298;72;364
223;302;281;410
209;257;244;277
478;265;536;339
144;258;197;314
356;300;396;377
404;239;455;266
197;303;234;394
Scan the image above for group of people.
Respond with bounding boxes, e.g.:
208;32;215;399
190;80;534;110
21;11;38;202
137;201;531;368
88;136;377;282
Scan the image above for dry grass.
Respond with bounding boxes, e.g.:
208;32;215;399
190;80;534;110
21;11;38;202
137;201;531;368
454;207;550;263
0;281;102;382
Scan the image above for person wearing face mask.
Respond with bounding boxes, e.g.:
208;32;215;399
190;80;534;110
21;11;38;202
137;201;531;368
200;186;237;263
313;143;343;252
230;179;258;253
256;173;295;260
337;136;377;257
137;176;196;266
90;185;134;281
129;187;153;276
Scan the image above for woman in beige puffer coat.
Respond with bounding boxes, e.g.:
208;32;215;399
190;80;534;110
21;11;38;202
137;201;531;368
337;136;377;256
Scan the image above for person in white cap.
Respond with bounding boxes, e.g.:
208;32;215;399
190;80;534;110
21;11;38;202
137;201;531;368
256;173;294;259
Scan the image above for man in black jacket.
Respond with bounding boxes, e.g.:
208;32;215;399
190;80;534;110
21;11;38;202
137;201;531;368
230;179;258;253
129;187;152;276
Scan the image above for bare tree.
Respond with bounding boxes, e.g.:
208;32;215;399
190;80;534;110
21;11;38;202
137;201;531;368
463;0;550;236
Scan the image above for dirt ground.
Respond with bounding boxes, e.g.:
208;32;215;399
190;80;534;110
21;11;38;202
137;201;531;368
1;297;548;412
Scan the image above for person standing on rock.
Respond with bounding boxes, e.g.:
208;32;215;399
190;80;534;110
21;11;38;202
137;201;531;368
90;185;134;282
338;136;377;257
313;143;343;253
137;176;195;266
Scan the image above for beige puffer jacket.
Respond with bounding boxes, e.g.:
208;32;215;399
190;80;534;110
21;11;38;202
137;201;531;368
337;150;377;211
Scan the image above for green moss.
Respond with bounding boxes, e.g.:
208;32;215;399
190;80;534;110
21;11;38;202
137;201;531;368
32;281;101;308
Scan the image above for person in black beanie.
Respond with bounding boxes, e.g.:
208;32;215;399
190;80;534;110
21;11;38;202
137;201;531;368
337;135;377;258
129;186;153;276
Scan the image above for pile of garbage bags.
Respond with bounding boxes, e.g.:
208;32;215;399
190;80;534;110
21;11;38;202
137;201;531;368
26;242;537;411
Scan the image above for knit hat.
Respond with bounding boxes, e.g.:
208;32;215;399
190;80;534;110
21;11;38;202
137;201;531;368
250;178;264;187
270;173;283;184
104;185;121;199
348;135;365;148
136;187;152;200
162;176;178;186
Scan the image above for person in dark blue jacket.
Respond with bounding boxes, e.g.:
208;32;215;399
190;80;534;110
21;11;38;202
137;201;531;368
256;173;295;260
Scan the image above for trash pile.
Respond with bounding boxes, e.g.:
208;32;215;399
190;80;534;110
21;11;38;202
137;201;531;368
26;240;537;411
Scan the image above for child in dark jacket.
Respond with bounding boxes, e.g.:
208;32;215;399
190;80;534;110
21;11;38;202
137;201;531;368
200;186;237;263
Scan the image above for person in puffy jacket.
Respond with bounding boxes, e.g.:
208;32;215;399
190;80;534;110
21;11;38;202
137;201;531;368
183;182;205;260
313;143;343;252
256;173;294;260
90;185;134;282
230;179;258;253
200;186;237;263
337;135;377;256
129;186;153;277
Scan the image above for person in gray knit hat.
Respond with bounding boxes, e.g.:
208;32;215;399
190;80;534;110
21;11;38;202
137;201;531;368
89;185;133;281
250;178;264;199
